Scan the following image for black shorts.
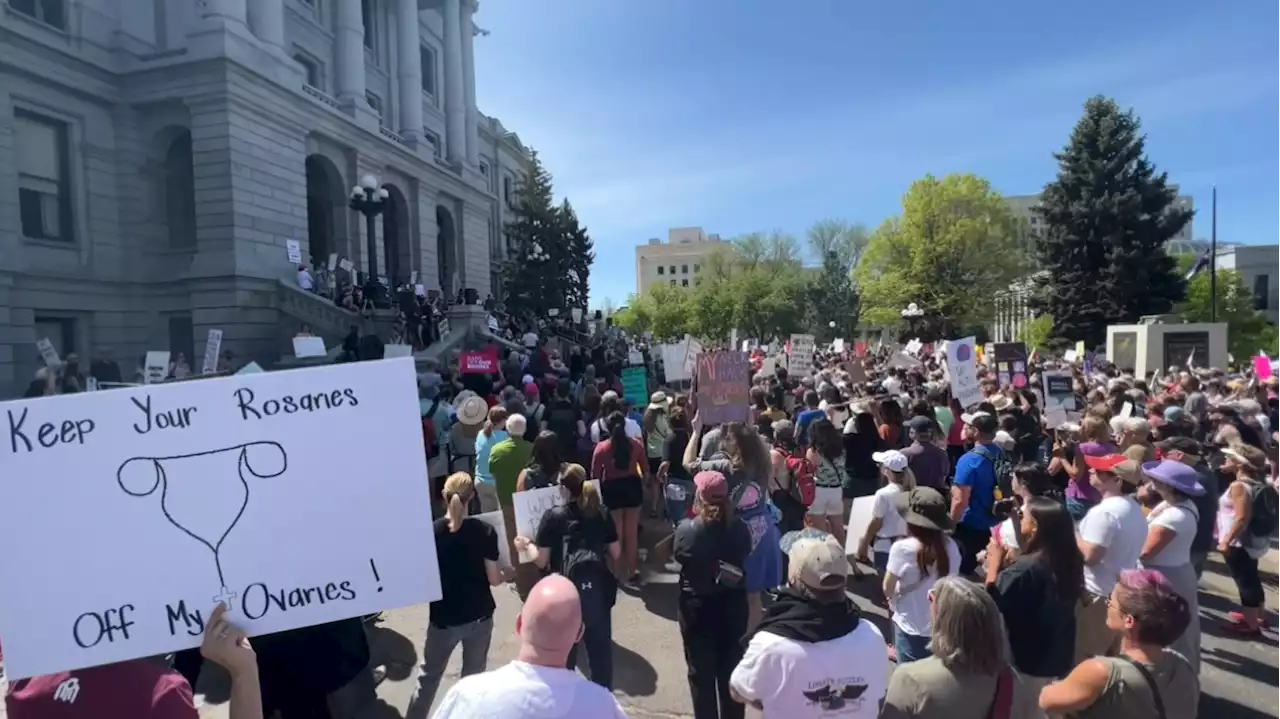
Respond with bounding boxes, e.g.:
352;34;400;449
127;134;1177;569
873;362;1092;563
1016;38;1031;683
601;475;644;510
647;456;663;476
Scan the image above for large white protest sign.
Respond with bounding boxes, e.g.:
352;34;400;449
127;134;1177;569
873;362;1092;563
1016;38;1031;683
683;336;702;378
36;338;61;368
293;336;327;358
201;329;223;375
946;336;982;409
661;343;690;382
0;358;438;679
285;239;302;264
513;486;563;562
789;334;815;373
473;511;512;569
144;351;170;385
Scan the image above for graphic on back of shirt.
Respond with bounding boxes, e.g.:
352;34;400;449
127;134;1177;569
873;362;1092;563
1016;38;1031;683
116;441;288;609
801;674;870;714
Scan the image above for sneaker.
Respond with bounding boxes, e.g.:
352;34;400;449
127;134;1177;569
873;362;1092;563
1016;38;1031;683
1221;618;1262;636
1228;606;1269;624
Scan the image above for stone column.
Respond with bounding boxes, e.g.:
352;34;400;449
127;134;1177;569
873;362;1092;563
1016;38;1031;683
397;0;424;144
247;0;285;47
461;0;479;166
334;0;368;108
442;0;466;164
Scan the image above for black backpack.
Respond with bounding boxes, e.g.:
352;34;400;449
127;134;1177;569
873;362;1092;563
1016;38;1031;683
560;516;616;625
1245;479;1279;539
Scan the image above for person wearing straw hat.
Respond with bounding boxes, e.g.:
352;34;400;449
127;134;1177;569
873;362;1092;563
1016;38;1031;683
643;392;673;519
448;393;488;477
883;487;959;663
1139;459;1205;673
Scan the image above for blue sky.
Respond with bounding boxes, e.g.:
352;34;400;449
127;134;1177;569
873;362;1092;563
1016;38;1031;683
473;1;1279;307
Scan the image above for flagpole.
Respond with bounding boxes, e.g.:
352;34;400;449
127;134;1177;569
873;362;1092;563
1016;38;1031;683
1210;185;1218;323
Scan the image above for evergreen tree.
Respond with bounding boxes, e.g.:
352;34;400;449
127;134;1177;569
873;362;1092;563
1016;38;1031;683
1034;96;1190;347
559;199;595;314
502;151;563;320
809;250;861;342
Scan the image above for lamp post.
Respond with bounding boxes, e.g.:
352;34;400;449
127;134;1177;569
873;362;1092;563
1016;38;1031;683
901;302;925;339
349;174;389;282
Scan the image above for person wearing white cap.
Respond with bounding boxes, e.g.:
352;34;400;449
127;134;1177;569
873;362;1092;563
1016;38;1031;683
854;450;915;574
729;536;889;718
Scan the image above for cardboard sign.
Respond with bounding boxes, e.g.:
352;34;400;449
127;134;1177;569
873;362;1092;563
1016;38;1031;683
992;342;1029;389
36;338;61;368
946;336;982;409
285;239;302;264
788;334;815;374
201;329;223;376
144;351;171;385
0;359;439;679
621;366;647;405
293;337;327;358
1042;370;1077;428
683;336;702;379
695;351;751;425
459;347;499;374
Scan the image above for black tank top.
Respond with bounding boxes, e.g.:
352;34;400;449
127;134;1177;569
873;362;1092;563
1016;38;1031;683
523;465;560;491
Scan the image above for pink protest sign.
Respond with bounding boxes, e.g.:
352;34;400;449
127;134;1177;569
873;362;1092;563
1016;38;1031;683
1254;355;1272;380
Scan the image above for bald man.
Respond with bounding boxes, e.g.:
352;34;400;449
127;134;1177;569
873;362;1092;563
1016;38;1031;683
430;575;629;718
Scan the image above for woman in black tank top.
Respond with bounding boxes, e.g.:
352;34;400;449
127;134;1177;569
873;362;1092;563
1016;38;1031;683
517;431;564;492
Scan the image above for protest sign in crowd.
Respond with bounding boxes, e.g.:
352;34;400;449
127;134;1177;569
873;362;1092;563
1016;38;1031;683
0;323;1275;719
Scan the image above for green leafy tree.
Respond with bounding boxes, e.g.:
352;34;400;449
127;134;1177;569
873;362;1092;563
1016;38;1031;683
806;220;868;340
618;283;693;341
559;200;594;313
1176;268;1278;361
855;174;1027;339
501;151;564;320
1033;96;1190;348
1018;313;1055;352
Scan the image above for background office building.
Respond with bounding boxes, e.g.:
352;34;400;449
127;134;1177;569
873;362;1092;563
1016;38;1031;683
0;0;533;397
634;226;724;295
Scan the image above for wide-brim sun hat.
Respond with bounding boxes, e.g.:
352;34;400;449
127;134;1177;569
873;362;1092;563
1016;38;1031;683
456;395;488;426
893;487;954;532
1141;459;1205;497
991;395;1013;411
648;391;671;411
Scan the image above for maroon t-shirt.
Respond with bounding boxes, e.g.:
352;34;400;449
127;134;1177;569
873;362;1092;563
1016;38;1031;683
6;660;197;718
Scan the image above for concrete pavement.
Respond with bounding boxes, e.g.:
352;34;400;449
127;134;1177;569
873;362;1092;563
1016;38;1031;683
189;547;1279;719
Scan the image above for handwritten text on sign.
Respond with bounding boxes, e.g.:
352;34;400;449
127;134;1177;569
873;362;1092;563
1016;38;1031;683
0;359;439;680
695;351;752;426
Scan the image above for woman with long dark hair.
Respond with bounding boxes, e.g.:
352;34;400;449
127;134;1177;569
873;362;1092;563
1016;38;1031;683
989;496;1083;697
806;418;850;546
591;411;646;587
517;430;564;491
883;487;960;663
842;407;881;502
660;406;696;526
878;398;907;449
984;463;1064;583
674;471;750;719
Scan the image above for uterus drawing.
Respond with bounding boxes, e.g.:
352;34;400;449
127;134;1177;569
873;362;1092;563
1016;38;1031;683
116;442;287;609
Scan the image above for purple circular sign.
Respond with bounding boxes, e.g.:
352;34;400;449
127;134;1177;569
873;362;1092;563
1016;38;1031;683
955;344;972;362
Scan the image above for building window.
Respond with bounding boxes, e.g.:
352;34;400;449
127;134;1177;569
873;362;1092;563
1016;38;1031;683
657;266;664;276
420;45;437;95
294;53;321;88
15;109;73;243
681;279;689;287
502;176;513;204
681;264;688;274
668;265;675;275
670;279;676;286
479;161;489;176
422;129;442;159
34;316;76;359
1254;274;1271;311
8;0;65;29
365;92;383;125
693;263;700;272
360;0;375;50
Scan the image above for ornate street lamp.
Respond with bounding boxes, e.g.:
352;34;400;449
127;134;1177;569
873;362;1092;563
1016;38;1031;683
349;173;389;281
900;302;925;338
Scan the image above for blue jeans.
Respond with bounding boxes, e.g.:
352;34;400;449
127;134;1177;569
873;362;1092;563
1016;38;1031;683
893;626;932;664
404;617;493;719
874;551;890;574
567;611;614;689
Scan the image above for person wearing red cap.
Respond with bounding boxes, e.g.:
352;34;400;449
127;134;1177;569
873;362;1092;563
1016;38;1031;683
1074;454;1148;663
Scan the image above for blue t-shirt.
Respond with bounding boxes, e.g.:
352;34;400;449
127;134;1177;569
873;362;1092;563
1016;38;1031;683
954;442;1002;529
795;408;825;445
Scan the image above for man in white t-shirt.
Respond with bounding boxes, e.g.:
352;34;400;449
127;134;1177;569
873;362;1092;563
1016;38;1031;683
431;575;628;719
297;265;314;291
730;536;889;718
854;450;910;573
1074;454;1148;662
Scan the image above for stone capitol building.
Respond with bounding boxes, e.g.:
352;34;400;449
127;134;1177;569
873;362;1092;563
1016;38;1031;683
0;0;532;396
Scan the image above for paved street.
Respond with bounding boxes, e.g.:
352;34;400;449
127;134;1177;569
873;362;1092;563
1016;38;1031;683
190;545;1280;719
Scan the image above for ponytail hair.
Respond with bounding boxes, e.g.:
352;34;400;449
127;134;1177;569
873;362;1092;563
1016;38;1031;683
908;523;950;577
482;406;509;438
561;463;601;516
442;472;474;532
606;411;630;470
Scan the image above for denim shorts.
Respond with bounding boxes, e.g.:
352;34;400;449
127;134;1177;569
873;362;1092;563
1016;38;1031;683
893;626;932;663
